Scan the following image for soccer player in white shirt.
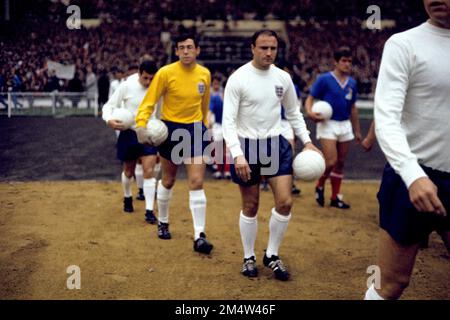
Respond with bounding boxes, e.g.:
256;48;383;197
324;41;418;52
102;60;159;224
365;0;450;300
223;30;321;280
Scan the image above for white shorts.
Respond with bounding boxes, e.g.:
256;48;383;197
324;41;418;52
212;123;223;141
280;119;294;141
316;119;354;142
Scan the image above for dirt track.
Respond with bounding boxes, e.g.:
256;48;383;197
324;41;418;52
0;117;448;299
0;180;448;300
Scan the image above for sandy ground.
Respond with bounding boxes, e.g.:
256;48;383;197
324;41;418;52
0;180;448;300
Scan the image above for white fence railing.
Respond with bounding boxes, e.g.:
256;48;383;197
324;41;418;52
0;92;100;117
0;92;375;119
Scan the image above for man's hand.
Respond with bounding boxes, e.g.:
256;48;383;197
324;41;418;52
234;155;251;182
409;177;446;216
354;132;362;144
107;119;127;131
361;136;374;152
135;126;152;145
307;111;325;123
302;142;323;157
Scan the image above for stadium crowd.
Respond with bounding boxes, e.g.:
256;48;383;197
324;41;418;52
0;0;426;98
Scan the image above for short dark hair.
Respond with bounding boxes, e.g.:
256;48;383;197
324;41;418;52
174;33;199;48
334;46;352;62
251;29;278;46
139;60;157;75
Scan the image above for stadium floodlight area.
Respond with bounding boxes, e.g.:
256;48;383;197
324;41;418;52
0;92;100;118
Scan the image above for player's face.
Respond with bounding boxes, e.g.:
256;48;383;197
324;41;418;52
251;35;278;70
212;79;221;91
424;0;450;28
138;71;154;88
175;39;200;67
335;57;352;75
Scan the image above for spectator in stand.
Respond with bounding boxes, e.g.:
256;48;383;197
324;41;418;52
85;64;98;109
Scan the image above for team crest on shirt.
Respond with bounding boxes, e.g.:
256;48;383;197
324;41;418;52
198;82;206;94
345;88;353;100
275;85;284;98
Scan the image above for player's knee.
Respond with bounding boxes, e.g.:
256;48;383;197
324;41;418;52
123;168;134;179
162;176;176;189
243;200;259;216
326;158;337;169
188;176;204;190
276;198;293;214
143;167;154;179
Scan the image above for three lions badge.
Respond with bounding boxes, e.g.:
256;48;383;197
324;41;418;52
275;85;283;98
198;82;206;95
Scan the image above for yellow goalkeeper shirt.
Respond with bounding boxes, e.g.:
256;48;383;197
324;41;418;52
136;61;211;127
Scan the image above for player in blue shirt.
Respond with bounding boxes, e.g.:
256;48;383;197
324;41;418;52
305;46;362;209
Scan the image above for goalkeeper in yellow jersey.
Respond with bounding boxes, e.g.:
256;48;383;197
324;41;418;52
135;33;213;254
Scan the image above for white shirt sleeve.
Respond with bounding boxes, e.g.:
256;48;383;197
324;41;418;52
374;37;427;188
222;77;244;159
282;78;311;145
102;81;126;124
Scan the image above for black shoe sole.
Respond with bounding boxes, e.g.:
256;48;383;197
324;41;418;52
242;271;258;278
194;244;213;254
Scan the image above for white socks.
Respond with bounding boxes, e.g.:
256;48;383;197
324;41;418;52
121;171;132;197
189;189;207;240
156;180;172;223
266;208;291;258
135;164;144;190
239;211;258;259
364;284;384;300
143;178;157;211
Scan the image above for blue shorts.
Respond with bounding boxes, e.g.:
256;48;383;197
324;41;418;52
117;129;157;162
377;163;450;245
230;135;293;187
158;120;210;163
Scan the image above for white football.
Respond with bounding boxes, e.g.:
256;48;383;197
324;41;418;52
312;101;333;120
111;108;135;129
293;150;326;181
146;119;169;146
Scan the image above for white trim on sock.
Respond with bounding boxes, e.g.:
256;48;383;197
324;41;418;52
189;189;207;240
135;164;144;189
240;211;258;259
364;284;384;300
157;180;172;223
266;208;291;258
143;178;157;211
121;171;132;198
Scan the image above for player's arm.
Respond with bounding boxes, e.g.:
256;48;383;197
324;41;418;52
350;103;362;143
374;37;445;216
102;81;126;130
305;78;325;122
283;78;313;147
135;69;166;128
201;72;211;127
135;69;166;145
361;121;376;152
222;77;251;182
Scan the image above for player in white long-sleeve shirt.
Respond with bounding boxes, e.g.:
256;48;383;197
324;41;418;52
223;30;321;280
108;66;148;200
365;0;450;300
102;60;159;224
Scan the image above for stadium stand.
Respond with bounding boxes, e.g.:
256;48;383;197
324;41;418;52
0;0;427;109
